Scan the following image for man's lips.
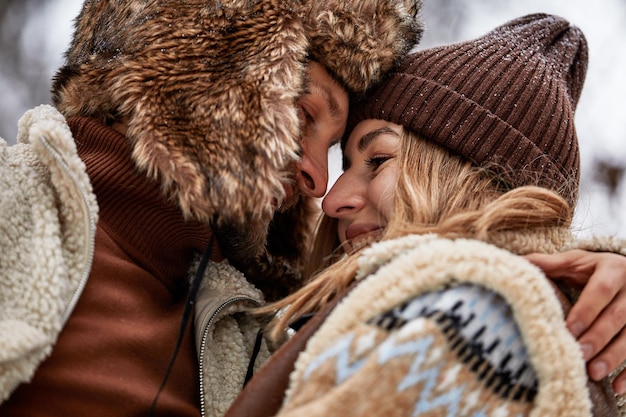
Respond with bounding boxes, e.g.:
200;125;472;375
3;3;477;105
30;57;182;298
282;182;294;205
274;181;301;212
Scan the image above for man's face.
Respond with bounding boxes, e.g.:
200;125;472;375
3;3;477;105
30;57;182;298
287;61;349;204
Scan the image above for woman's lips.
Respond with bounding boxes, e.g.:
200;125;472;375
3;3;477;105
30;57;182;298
345;223;383;242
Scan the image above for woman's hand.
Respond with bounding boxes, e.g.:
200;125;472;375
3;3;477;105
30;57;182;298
525;250;626;394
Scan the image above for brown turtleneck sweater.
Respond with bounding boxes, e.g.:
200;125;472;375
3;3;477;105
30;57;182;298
1;118;217;417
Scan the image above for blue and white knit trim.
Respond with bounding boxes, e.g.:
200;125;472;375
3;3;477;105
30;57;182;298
369;283;538;401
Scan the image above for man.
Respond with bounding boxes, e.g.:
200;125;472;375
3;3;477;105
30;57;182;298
0;0;423;416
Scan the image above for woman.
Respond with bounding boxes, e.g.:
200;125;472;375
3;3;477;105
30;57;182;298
226;13;626;417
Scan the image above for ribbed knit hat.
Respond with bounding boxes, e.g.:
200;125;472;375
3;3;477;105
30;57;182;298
347;13;588;207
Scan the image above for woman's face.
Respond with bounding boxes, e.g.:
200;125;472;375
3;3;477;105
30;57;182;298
322;119;402;252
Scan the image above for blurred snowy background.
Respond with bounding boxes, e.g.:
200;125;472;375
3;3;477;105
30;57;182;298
1;0;624;238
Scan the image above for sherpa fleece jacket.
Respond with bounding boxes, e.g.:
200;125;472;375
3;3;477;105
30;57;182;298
0;106;272;417
274;233;626;417
0;105;98;404
194;260;272;417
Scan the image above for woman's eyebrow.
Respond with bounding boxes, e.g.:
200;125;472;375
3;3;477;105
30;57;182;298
357;127;399;152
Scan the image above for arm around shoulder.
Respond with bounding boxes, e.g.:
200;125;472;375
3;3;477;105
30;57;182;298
276;236;599;416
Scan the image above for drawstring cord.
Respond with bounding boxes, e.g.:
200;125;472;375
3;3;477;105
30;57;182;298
244;328;264;387
148;233;215;416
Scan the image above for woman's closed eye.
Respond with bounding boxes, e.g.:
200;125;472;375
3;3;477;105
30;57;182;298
366;155;393;171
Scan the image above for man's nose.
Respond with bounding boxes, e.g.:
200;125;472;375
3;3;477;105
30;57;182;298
297;155;328;198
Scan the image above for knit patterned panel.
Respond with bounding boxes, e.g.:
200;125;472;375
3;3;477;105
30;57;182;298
279;283;535;417
370;283;538;402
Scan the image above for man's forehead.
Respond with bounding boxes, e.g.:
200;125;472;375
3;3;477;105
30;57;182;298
308;82;344;123
304;62;348;119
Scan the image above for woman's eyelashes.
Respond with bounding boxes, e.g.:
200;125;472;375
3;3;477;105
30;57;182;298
365;155;393;171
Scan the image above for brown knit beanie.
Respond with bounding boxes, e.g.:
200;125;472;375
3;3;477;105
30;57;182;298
347;13;588;207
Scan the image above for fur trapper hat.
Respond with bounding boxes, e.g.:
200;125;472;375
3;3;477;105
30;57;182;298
52;0;423;298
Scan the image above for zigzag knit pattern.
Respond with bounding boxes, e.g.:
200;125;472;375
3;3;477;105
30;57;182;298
369;283;538;402
294;283;536;416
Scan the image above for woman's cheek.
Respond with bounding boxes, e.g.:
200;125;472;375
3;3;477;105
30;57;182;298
370;167;398;219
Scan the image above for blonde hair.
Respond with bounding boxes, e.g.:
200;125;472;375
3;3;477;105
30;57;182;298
261;128;572;340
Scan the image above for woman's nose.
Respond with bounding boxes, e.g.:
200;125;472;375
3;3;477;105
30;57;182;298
322;174;364;218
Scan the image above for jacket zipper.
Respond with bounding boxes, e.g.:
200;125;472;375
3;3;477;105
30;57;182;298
198;296;260;417
40;135;97;325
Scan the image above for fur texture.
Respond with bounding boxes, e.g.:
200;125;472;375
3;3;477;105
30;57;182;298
305;0;423;94
51;0;424;296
